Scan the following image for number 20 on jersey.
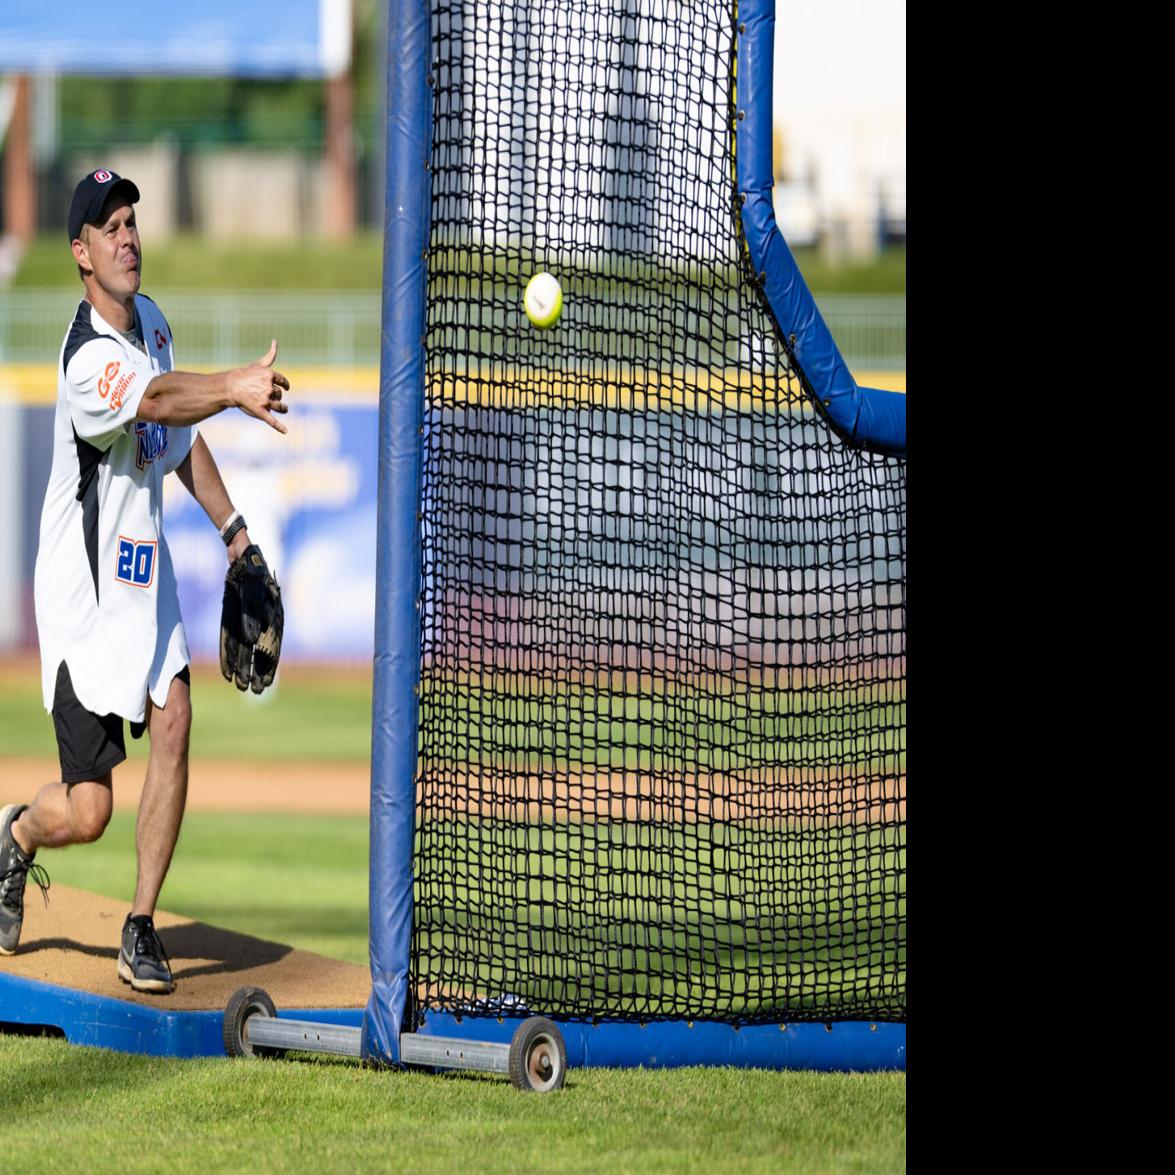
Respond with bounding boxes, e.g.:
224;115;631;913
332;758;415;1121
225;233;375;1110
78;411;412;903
116;537;157;588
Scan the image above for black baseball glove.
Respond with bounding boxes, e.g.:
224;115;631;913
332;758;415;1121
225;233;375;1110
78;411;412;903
220;544;284;693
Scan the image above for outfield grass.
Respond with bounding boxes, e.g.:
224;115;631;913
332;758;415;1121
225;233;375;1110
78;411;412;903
427;676;906;773
414;819;905;1021
1;664;905;774
12;233;388;291
11;231;906;295
3;658;905;1019
0;667;373;763
0;1036;905;1174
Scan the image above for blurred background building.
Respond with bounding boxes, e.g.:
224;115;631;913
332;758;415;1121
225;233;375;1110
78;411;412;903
1;0;904;258
0;0;364;264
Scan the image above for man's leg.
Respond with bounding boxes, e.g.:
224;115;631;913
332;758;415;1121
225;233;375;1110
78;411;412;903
117;669;191;994
2;661;122;955
10;776;113;855
131;670;192;917
2;782;111;955
13;660;122;854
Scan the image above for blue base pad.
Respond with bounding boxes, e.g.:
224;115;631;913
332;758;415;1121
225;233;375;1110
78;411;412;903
1;971;905;1070
0;971;362;1058
416;1012;905;1072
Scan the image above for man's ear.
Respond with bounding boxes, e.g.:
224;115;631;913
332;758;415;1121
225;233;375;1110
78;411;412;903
71;236;91;273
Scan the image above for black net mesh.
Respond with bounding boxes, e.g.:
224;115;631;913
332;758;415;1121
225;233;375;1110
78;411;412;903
413;0;906;1024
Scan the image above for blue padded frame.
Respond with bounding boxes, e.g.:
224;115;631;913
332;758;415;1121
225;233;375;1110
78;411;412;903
362;0;432;1065
367;0;906;1070
737;0;905;456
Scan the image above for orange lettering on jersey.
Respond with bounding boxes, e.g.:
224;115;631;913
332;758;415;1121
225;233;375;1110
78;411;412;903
97;360;121;401
108;370;136;411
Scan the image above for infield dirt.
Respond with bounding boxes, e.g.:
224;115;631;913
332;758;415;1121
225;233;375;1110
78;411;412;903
1;757;370;814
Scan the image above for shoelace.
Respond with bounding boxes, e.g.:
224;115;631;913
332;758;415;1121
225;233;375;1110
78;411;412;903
1;860;50;912
133;922;170;969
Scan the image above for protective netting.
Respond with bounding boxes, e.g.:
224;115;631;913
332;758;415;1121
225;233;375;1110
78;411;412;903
413;0;905;1024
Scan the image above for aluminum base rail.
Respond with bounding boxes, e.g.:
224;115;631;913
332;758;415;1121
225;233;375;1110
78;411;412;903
244;1016;510;1074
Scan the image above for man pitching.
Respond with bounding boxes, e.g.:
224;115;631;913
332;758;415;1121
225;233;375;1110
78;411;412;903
0;168;288;994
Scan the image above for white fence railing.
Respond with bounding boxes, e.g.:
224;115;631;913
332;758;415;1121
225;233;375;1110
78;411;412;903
0;289;906;371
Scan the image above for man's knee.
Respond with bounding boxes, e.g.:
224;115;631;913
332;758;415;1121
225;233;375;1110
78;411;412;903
150;680;192;761
68;779;113;843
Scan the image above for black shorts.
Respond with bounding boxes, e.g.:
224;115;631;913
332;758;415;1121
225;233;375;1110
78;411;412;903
51;661;191;785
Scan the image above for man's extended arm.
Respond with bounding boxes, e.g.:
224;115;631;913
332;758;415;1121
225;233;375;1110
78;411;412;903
175;434;255;562
137;339;289;434
178;432;285;693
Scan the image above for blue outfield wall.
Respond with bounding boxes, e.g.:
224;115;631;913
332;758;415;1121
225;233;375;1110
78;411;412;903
166;402;381;662
14;400;381;661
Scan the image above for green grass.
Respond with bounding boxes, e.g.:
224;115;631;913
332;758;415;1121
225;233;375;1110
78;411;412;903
414;820;905;1020
426;677;906;773
2;666;904;772
0;668;373;763
3;656;905;1017
0;1038;905;1174
12;232;906;295
1;784;904;1172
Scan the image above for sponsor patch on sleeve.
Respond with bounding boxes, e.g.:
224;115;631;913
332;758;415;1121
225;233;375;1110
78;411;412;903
96;361;138;411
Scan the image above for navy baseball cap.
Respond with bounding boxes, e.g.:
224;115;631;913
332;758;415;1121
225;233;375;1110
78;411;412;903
67;169;140;242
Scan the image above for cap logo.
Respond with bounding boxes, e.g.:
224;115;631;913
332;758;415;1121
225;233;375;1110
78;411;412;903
93;169;113;183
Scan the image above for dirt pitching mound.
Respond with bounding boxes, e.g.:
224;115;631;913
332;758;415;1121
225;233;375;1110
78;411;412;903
2;883;369;1012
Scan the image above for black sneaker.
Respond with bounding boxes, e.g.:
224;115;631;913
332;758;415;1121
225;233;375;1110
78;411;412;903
118;914;175;994
1;804;50;956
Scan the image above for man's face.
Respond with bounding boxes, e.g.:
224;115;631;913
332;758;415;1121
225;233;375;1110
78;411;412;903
73;200;141;300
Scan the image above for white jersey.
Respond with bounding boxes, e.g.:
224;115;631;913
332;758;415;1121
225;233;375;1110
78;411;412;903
34;295;197;723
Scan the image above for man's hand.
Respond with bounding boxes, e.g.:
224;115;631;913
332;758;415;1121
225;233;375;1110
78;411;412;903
226;527;253;564
228;339;290;434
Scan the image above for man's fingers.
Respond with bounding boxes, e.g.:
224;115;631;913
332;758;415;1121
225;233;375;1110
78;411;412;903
238;397;289;432
272;371;290;391
259;338;278;368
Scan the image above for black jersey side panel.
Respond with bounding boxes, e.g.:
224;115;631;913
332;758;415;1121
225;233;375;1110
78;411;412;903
73;427;104;603
62;301;101;373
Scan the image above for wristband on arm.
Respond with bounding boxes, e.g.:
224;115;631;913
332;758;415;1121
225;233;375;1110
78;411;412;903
219;510;248;547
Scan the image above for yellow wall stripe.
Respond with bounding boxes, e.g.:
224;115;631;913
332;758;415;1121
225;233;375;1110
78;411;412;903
0;364;905;407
